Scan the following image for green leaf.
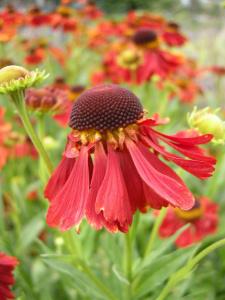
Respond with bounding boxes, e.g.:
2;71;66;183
18;213;45;252
42;256;109;300
133;247;195;299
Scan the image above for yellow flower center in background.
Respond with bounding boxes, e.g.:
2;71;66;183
117;49;141;70
175;201;203;221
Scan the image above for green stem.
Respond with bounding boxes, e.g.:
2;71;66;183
188;238;225;268
37;114;49;182
155;238;225;300
63;231;117;300
80;261;118;300
11;91;53;176
144;207;167;258
124;233;132;300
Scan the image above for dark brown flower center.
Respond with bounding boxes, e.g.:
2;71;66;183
132;29;157;45
69;84;143;131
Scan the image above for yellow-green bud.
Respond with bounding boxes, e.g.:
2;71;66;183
0;65;49;95
0;65;29;85
188;107;225;144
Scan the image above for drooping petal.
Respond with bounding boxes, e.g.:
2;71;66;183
44;156;76;200
143;182;168;209
46;147;90;231
126;139;194;210
118;148;147;212
141;132;215;179
86;142;107;230
95;145;132;232
152;128;213;145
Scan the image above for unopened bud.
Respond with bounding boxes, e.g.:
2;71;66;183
25;87;67;114
188;107;225;144
0;65;48;95
0;65;29;85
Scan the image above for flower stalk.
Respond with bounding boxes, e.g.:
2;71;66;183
144;207;167;258
155;237;225;300
11;90;53;176
124;232;133;299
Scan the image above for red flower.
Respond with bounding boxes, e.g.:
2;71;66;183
91;69;107;85
25;48;45;65
26;5;52;27
137;49;183;82
50;7;77;32
162;22;187;47
11;138;38;160
101;29;184;84
45;84;215;233
208;66;225;76
81;3;103;20
0;5;24;27
0;252;19;300
158;197;218;247
125;11;166;31
171;78;202;103
0;107;12;169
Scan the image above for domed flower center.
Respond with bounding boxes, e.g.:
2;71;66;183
132;29;158;48
25;87;67;113
175;199;203;221
69;84;143;132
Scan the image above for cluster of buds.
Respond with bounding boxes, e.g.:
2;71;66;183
25;87;68;114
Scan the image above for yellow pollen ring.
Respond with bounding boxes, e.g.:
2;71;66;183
146;39;160;49
72;123;139;148
174;206;203;221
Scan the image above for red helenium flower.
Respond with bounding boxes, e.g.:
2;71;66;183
158;197;218;247
0;252;19;300
101;29;184;84
0;107;12;169
45;84;216;233
133;29;183;82
162;22;187;47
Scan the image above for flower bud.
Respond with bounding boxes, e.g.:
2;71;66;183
25;87;68;114
0;65;29;85
0;65;48;95
188;107;225;144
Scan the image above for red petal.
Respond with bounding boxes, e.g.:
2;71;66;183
86;142;107;230
44;157;76;200
46;147;90;231
118;149;147;212
126;139;194;210
143;182;168;209
95;145;132;231
175;227;194;248
159;209;184;237
142;134;215;179
152;128;213;145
